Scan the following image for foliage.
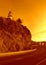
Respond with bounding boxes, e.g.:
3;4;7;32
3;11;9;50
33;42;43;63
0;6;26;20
0;17;31;52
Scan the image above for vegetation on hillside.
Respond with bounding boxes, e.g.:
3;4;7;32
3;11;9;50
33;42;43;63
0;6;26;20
0;17;32;52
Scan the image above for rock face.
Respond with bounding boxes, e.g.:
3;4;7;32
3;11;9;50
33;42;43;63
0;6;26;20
0;17;32;53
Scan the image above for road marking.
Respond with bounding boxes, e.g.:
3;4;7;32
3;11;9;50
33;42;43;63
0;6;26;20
0;49;37;57
36;58;46;65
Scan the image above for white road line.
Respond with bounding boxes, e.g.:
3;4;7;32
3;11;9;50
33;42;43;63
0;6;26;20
0;49;37;57
36;58;46;65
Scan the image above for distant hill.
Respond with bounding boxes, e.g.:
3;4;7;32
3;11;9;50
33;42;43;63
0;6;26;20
0;17;32;53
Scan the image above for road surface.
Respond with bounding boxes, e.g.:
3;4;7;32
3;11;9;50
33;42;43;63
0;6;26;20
0;47;46;65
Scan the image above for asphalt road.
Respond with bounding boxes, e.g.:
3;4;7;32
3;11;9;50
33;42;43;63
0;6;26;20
0;46;46;65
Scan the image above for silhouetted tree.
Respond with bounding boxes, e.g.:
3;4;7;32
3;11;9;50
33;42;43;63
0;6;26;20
0;17;32;52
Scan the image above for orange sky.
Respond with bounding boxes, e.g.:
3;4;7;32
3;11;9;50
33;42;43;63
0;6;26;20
0;0;46;41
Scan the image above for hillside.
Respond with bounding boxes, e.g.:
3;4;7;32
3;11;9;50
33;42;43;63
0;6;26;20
0;17;31;52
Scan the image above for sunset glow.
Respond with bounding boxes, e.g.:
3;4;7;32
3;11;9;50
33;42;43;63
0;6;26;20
0;0;46;41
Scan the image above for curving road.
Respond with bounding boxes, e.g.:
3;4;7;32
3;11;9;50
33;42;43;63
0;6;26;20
0;47;46;65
